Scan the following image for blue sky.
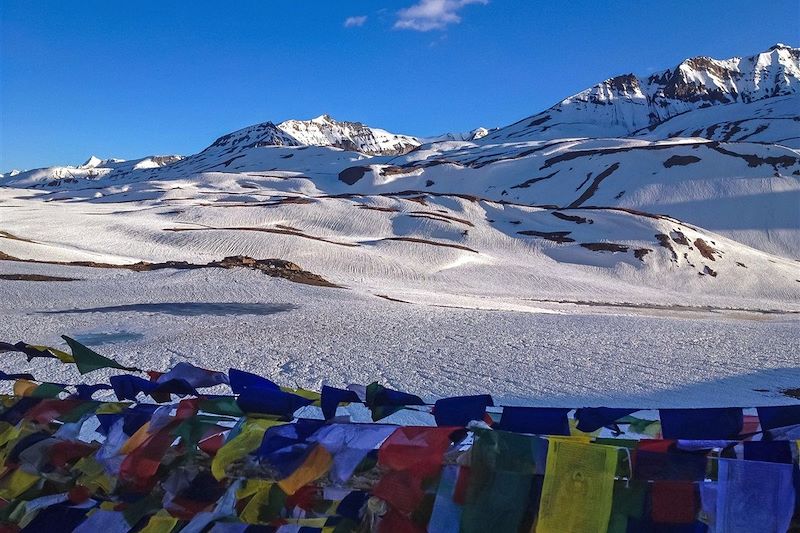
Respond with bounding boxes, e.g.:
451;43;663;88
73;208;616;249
2;0;798;170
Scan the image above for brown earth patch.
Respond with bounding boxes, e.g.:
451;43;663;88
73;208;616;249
634;248;652;261
517;230;575;243
671;231;691;246
656;234;678;261
782;388;800;400
510;171;559;189
409;211;474;227
0;274;81;282
380;237;478;253
694;238;719;261
0;231;36;244
375;294;410;304
357;205;399;213
379;165;422;177
552;212;592;224
0;252;338;287
338;166;370;185
567;162;621;208
408;214;452;224
663;155;702;168
404;196;428;206
580;242;629;253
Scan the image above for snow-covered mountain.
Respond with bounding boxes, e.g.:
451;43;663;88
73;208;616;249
277;115;420;155
201;114;420;158
1;44;798;311
422;127;494;143
485;43;800;143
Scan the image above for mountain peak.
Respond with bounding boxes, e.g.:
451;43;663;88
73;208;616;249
80;155;104;169
311;114;335;124
486;43;800;142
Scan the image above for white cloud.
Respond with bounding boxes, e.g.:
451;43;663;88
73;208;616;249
344;15;368;28
394;0;487;32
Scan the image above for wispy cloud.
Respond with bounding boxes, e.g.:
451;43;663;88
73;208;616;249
394;0;487;32
344;15;368;28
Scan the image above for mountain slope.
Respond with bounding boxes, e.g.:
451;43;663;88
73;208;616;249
485;44;800;143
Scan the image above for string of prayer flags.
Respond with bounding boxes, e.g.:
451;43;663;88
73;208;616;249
309;423;396;483
0;335;797;532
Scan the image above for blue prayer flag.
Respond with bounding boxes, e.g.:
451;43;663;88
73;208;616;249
321;385;361;420
660;408;743;439
497;407;570;435
433;395;493;427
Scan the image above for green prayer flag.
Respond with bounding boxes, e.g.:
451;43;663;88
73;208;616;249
461;429;538;533
62;336;140;374
30;383;67;398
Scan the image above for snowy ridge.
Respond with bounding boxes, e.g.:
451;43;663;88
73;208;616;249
485;44;800;142
277;114;420;155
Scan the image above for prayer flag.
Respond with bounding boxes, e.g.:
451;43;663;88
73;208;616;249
497;407;570;435
62;336;140;374
433;395;493;427
660;408;743;440
536;439;618;533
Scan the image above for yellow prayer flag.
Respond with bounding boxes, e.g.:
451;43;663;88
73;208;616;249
535;440;618;533
139;514;179;533
240;484;273;524
120;422;151;454
13;380;38;397
0;468;40;499
211;419;282;480
28;345;75;363
568;419;601;439
237;479;272;500
277;444;332;495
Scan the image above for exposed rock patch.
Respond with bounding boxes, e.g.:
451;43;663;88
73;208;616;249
0;274;80;282
0;253;338;287
656;234;678;261
694;238;720;261
517;230;575;243
580;242;629;253
338;166;370;185
552;212;593;224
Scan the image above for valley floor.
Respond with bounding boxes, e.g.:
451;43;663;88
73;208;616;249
1;261;797;408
